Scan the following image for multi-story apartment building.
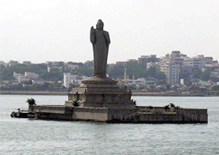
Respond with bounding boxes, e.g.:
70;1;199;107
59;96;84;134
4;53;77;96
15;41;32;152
160;62;180;85
159;51;182;85
169;51;184;66
183;55;214;69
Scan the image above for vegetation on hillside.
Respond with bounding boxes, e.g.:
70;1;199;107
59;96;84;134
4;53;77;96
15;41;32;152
108;60;166;83
1;60;218;86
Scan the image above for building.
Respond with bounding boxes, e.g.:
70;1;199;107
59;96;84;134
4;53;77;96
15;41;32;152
138;55;158;69
170;51;184;66
63;73;78;88
46;61;79;72
47;65;62;72
66;62;79;70
145;77;156;86
32;79;45;85
8;60;19;66
210;69;219;78
0;80;10;88
146;62;160;70
126;78;146;86
158;51;187;85
116;61;127;66
13;72;23;81
23;61;31;65
160;62;180;85
180;79;191;87
183;55;214;69
0;61;7;67
25;72;39;79
18;76;30;83
13;72;40;83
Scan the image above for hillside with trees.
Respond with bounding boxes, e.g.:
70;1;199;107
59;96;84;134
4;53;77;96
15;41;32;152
108;60;166;84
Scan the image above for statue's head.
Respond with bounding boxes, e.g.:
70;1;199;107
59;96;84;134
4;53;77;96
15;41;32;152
96;19;104;30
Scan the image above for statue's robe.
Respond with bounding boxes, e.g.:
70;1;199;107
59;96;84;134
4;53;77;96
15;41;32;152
90;29;110;77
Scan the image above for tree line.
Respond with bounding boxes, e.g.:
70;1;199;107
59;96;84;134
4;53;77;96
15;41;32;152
0;60;166;82
1;60;218;84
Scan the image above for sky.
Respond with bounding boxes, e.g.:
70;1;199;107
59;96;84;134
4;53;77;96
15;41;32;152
1;0;219;64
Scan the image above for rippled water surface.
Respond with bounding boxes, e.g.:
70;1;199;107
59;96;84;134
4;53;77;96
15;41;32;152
0;95;219;154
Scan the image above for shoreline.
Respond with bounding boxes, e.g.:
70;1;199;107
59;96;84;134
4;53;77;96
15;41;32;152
0;90;209;96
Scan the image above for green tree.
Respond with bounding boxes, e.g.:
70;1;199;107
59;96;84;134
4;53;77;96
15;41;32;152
193;68;202;79
146;66;166;81
71;61;94;77
126;60;146;78
212;85;219;91
0;64;47;81
40;70;63;81
201;69;213;81
180;72;190;79
108;65;124;79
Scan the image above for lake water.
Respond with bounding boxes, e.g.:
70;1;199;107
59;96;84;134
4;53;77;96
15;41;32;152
0;95;219;155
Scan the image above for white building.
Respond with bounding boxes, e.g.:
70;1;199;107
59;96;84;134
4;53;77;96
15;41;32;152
145;77;156;86
63;73;79;88
160;62;180;85
13;72;40;83
126;78;146;85
13;72;23;81
25;72;39;79
159;51;183;85
18;76;30;83
32;79;44;85
47;65;62;72
146;62;160;70
183;55;214;69
210;69;219;78
66;63;79;70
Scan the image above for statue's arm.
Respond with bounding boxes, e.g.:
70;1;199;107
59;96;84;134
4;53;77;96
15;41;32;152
104;31;110;45
90;26;96;44
103;31;110;49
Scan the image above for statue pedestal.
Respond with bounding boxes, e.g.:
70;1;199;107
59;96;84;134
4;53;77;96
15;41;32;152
65;77;135;108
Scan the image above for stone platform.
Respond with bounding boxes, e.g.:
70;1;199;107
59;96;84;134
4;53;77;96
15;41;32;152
11;105;208;123
65;77;135;108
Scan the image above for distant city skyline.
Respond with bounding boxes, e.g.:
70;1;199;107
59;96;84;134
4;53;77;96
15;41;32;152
1;0;219;63
1;51;218;64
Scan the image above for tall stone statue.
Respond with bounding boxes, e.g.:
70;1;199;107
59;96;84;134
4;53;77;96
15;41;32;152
90;19;110;78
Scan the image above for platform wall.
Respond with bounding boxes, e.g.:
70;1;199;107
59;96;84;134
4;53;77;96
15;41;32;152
73;107;108;121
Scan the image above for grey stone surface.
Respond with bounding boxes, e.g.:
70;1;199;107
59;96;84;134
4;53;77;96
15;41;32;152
23;105;208;123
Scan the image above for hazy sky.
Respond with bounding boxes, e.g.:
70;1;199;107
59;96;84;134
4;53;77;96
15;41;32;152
1;0;219;64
